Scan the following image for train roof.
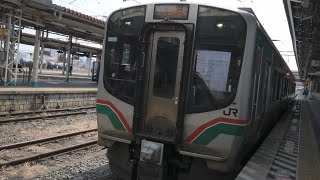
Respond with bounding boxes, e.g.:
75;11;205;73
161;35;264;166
239;8;294;78
114;1;252;16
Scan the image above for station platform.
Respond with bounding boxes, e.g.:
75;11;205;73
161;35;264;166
0;87;97;95
15;79;98;88
12;72;97;88
9;68;96;88
38;74;91;81
0;87;97;113
236;93;320;180
0;66;98;112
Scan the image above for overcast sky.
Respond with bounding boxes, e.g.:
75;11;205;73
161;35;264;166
22;0;298;70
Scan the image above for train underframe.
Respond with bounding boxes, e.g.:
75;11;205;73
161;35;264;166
107;141;240;180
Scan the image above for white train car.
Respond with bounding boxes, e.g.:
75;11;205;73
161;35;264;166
96;2;296;179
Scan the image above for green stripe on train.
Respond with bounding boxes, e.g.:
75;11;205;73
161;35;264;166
192;124;246;145
96;104;126;131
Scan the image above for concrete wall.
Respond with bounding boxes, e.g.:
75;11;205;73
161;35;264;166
0;88;97;113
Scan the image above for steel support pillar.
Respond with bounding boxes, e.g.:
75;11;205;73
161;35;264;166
304;49;312;80
1;8;21;86
66;35;72;82
87;52;92;76
62;51;66;74
62;50;66;75
39;30;45;74
3;16;11;86
31;28;41;87
0;7;5;85
39;42;44;74
97;54;101;63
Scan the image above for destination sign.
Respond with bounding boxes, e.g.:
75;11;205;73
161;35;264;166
154;4;189;20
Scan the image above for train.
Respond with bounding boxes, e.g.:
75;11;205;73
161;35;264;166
96;2;296;180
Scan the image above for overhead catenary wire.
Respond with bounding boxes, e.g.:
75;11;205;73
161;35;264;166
69;0;79;4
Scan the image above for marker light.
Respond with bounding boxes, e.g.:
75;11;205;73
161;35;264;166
217;23;224;28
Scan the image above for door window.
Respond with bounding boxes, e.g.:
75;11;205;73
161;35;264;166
153;37;180;98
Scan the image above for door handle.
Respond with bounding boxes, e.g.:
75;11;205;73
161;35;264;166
174;97;178;104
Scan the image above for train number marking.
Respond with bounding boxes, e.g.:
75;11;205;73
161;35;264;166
223;108;238;117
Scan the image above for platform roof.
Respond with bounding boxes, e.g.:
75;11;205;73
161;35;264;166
1;0;105;43
283;0;320;79
20;33;102;56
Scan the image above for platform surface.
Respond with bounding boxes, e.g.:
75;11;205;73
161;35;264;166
0;87;97;94
298;93;320;180
236;92;320;180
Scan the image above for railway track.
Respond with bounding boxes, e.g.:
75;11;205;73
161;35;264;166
0;129;98;168
0;106;95;118
0;107;96;124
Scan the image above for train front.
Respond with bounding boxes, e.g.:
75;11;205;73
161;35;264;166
97;3;249;179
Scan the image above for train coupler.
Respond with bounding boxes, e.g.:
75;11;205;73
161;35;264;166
130;139;192;180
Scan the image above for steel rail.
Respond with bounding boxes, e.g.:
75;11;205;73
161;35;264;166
0;128;97;150
0;111;95;124
0;106;96;118
0;140;97;168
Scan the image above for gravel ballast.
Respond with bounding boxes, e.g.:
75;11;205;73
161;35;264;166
35;149;112;180
0;111;114;180
0;113;97;146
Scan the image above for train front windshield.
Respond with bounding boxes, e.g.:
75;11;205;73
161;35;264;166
191;6;246;113
103;5;246;113
104;6;146;105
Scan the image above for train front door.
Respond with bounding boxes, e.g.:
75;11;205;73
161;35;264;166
143;31;185;142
